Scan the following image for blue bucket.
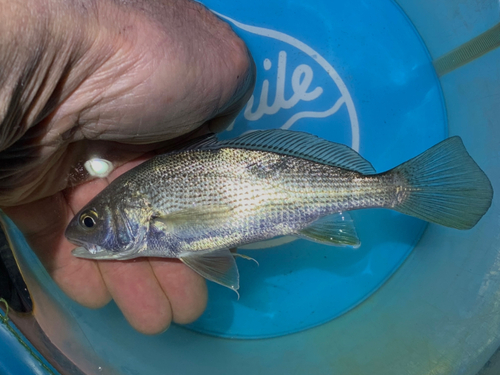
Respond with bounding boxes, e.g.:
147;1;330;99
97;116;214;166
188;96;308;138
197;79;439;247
1;0;499;373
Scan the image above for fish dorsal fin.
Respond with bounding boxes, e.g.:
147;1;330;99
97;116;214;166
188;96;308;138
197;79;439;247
176;133;219;151
180;249;239;294
216;130;376;174
297;212;361;247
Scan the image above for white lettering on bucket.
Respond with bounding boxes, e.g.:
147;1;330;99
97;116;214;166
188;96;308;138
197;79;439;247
244;51;323;122
215;12;360;152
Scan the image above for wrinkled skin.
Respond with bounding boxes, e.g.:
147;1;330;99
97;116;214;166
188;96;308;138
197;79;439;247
0;0;254;334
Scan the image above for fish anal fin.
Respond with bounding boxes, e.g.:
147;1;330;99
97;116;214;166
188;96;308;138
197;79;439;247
180;249;240;295
298;212;360;248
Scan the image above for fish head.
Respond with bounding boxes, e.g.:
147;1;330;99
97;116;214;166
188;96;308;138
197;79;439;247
65;194;149;260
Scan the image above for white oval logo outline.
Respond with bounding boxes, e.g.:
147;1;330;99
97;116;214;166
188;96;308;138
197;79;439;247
215;12;360;152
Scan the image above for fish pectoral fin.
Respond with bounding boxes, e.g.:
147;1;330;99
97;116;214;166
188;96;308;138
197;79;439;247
239;236;297;250
180;249;240;295
153;205;233;228
150;218;171;233
297;212;360;248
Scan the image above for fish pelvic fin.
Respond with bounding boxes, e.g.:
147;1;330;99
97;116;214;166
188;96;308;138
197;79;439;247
180;249;240;296
391;136;493;230
232;252;259;266
297;212;360;247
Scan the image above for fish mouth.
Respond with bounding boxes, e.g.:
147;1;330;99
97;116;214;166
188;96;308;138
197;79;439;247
71;246;130;260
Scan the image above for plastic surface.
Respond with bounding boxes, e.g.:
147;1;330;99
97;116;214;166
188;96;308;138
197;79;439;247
2;0;499;374
0;309;58;375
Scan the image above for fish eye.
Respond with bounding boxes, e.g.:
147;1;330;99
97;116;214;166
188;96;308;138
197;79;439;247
79;210;98;229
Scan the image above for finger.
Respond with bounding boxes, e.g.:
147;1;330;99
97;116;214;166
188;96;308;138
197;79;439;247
207;54;256;133
149;258;207;324
3;194;111;308
97;259;173;335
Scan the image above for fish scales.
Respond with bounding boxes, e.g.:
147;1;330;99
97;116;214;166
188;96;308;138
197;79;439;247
108;148;400;255
144;149;397;213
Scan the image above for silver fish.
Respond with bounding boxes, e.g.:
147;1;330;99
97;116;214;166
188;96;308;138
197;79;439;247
65;130;493;292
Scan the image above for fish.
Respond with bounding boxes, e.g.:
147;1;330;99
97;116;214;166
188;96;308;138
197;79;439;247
65;130;493;293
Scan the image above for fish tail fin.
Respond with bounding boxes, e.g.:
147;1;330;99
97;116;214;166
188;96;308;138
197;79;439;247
391;136;493;229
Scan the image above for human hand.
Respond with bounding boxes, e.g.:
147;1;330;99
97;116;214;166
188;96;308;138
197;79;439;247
0;0;254;334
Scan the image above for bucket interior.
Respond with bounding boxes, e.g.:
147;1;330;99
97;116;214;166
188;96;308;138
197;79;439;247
2;0;499;374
